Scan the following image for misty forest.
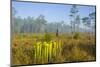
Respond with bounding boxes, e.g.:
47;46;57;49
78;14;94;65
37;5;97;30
12;2;96;66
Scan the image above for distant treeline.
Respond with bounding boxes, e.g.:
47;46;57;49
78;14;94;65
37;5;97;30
12;15;95;34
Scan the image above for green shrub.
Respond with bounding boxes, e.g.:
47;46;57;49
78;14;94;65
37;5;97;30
44;33;52;42
73;32;80;39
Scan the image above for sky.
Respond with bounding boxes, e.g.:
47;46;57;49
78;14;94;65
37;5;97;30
12;1;95;25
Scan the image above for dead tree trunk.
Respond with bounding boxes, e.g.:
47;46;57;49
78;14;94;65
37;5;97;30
56;29;59;37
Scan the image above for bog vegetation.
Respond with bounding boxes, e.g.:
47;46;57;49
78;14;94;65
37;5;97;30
12;5;96;65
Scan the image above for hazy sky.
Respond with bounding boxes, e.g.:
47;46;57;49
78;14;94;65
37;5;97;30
12;1;95;25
